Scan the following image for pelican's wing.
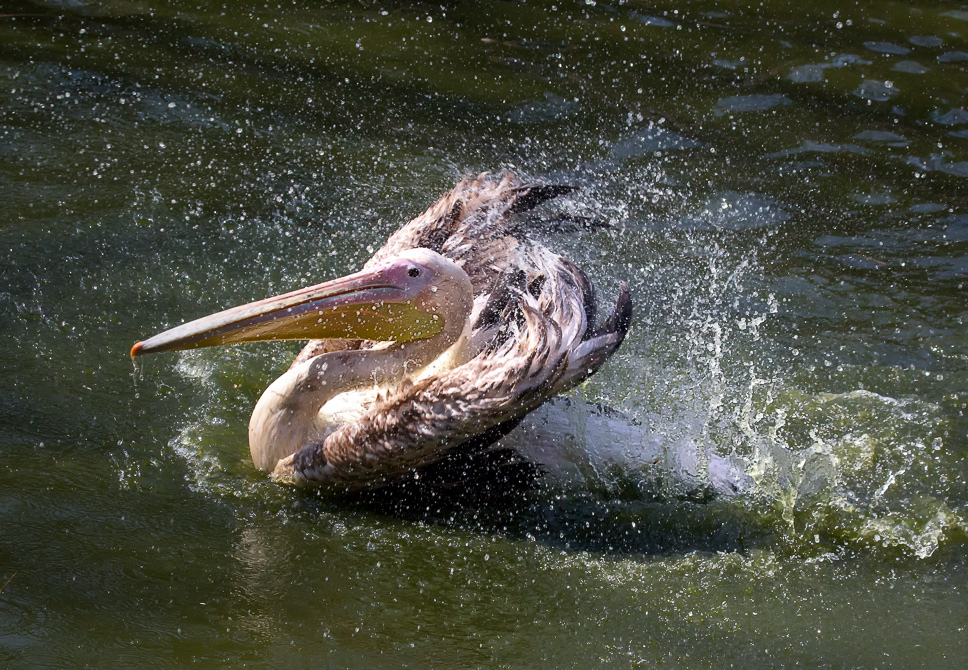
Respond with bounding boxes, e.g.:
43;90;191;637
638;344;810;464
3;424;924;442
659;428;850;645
369;172;572;290
274;251;632;489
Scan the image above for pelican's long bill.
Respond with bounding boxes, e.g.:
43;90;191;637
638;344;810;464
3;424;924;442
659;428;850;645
131;256;444;357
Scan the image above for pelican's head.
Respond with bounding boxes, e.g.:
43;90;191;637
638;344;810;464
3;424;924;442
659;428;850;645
131;248;472;357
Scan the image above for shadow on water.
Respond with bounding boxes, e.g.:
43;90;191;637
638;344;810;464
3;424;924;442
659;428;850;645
288;449;778;559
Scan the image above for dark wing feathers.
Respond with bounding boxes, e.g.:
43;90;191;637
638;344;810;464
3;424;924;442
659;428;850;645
505;184;576;215
285;172;631;489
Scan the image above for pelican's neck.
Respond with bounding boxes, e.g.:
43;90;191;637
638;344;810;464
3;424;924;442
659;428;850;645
246;347;407;471
248;279;472;472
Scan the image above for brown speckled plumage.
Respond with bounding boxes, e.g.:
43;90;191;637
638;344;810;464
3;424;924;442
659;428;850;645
277;173;632;490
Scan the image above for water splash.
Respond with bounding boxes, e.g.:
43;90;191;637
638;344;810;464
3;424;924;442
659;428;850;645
156;179;967;560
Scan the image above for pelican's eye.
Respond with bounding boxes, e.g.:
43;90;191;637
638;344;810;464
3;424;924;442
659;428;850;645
408;267;421;278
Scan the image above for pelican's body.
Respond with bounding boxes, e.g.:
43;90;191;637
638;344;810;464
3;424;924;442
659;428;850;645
134;173;644;492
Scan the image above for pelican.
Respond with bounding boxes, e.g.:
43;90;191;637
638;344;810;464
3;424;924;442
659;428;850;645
133;173;635;491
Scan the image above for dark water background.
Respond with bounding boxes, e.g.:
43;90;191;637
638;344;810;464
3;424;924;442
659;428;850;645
1;1;966;667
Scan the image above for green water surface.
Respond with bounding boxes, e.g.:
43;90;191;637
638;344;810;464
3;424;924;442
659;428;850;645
1;1;966;667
